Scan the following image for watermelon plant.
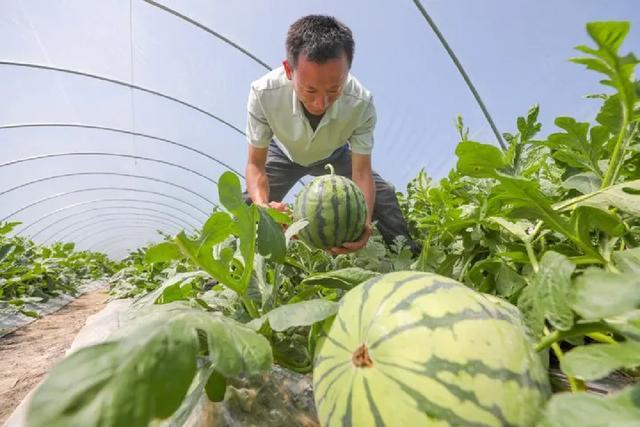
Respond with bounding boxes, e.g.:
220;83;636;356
293;164;367;249
398;21;640;425
0;220;117;317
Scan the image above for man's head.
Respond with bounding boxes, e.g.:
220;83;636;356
284;15;354;116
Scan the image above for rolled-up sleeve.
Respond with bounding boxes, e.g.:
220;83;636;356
348;98;376;155
246;86;273;148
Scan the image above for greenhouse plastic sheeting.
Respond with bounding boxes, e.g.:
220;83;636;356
0;280;107;337
1;1;638;258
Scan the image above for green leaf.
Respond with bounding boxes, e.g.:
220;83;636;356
27;304;272;427
144;242;182;264
455;141;506;178
572;22;637;116
256;208;286;263
174;232;237;292
585;21;629;53
612;247;640;274
597;94;623;133
299;267;380;290
265;207;292;225
263;299;338;331
0;221;21;235
0;243;16;262
561;342;640;381
518;251;575;334
517;104;542;142
605;310;640;341
562;172;602;194
285;219;309;247
200;211;235;252
28;316;198;426
495;263;527;298
217;172;258;293
546;117;602;176
554;179;640;217
572;269;640;319
204;370;227;402
492;174;602;261
538;383;640;427
486;217;531;242
571;205;625;242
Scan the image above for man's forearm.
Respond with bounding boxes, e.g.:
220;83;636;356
246;164;270;206
352;171;375;225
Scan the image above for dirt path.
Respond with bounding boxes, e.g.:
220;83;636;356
0;290;108;424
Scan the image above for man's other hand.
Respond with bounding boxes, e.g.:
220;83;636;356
265;201;290;213
328;223;372;255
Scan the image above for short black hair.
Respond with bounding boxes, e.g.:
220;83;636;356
286;15;354;69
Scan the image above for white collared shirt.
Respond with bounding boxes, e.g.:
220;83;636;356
245;66;376;166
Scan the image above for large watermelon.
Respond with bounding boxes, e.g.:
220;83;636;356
293;164;367;249
313;271;551;427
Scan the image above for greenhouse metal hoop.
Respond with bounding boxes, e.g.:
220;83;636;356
0;171;217;206
31;206;197;241
73;224;168;246
0;153;218;186
2;187;211;222
54;217;181;244
0;123;244;178
43;212;187;244
19;198;204;236
0;61;244;135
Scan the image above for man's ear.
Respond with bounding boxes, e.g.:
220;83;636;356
283;60;293;80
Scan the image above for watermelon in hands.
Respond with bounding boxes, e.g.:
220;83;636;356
293;164;368;250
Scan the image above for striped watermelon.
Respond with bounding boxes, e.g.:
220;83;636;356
313;271;551;427
293;164;367;249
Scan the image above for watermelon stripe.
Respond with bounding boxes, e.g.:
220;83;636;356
363;377;385;427
314;180;329;248
341;387;354;426
325;398;339;427
369;306;514;350
379;370;491;427
337;313;350;336
314;360;350;392
315;364;350;407
377;354;548;393
363;273;427;341
389;280;459;314
323;333;352;354
357;275;386;340
351;183;362;241
330;176;340;247
378;359;515;427
343;180;353;244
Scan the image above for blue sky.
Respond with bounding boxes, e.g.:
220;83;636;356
0;0;638;258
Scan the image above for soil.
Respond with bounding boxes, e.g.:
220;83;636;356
0;290;107;424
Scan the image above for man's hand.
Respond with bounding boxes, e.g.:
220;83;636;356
328;223;372;255
266;201;290;214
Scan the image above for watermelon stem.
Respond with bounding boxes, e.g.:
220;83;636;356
324;163;335;175
352;344;374;368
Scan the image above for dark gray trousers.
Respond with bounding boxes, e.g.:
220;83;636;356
245;142;419;255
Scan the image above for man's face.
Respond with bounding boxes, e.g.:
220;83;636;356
289;53;349;116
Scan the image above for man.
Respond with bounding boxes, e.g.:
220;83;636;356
244;15;418;256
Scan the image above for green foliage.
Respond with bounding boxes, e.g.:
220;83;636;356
27;303;271;427
0;224;117;313
398;20;640;423
21;20;640;426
